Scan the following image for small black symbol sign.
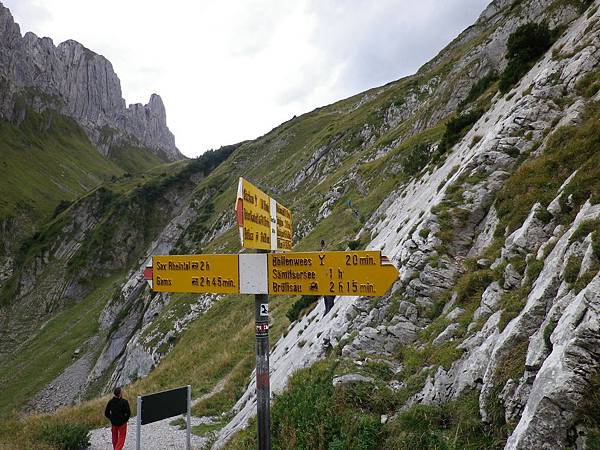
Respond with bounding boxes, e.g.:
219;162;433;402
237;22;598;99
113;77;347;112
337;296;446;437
260;303;269;317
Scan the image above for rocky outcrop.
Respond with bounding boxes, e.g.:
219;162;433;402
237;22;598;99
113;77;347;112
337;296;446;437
83;193;201;394
369;6;600;448
27;337;99;413
507;275;600;449
104;293;215;390
212;1;600;448
0;2;182;160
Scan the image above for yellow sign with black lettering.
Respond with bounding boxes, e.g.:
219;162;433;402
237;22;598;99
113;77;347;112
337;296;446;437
268;251;398;296
275;203;293;251
152;255;239;294
235;177;292;251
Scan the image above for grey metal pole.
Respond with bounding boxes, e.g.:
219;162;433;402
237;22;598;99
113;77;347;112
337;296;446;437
255;277;271;450
186;385;192;450
136;395;142;450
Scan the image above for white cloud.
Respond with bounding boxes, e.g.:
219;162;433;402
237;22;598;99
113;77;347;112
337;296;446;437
4;0;490;157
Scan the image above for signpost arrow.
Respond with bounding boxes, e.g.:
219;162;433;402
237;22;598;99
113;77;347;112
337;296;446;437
269;251;398;296
147;251;398;297
143;261;153;289
151;255;239;294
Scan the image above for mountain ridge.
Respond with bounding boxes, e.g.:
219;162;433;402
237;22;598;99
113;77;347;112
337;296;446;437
0;1;182;162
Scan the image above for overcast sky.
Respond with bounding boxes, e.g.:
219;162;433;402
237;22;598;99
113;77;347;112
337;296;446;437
5;0;490;157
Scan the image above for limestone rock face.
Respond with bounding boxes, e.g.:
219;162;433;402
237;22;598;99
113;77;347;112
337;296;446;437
210;2;600;449
0;3;182;160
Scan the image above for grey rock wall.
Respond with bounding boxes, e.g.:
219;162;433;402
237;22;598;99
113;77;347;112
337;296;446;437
212;1;600;448
0;2;182;161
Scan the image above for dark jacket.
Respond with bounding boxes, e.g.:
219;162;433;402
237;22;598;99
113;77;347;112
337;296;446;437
105;396;131;426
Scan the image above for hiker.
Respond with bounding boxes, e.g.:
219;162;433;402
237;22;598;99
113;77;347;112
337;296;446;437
104;386;131;450
320;239;335;316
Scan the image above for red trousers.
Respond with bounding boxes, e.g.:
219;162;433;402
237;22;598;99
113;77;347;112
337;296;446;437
111;423;127;450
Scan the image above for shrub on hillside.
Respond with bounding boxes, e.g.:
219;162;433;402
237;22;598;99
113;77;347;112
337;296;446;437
347;239;362;250
563;255;582;284
455;269;496;304
499;23;554;93
576;370;600;448
270;359;387;450
35;422;90;450
384;391;496;449
576;61;600;98
51;199;73;219
436;109;484;157
402;142;431;175
286;295;319;322
459;71;499;108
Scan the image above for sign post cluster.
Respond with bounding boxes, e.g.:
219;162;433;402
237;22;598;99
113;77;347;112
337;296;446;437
144;177;399;450
235;177;292;449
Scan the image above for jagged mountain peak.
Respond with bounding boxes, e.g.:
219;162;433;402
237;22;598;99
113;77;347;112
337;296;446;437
0;1;183;161
128;93;168;123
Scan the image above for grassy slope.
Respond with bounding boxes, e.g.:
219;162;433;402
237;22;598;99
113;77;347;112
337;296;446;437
0;112;122;224
0;288;320;450
226;358;496;450
107;145;171;174
0;276;120;417
224;95;600;450
0;108;188;245
0;148;231;422
223;67;600;450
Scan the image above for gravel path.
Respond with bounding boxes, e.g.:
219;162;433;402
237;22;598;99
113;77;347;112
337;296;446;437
89;381;228;449
88;415;214;449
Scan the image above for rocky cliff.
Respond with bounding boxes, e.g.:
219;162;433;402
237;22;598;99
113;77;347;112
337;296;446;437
215;0;600;448
0;2;182;161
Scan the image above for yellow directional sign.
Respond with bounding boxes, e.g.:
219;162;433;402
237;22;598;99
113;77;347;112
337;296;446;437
268;251;398;296
152;255;239;294
275;203;293;251
235;177;292;251
149;251;398;297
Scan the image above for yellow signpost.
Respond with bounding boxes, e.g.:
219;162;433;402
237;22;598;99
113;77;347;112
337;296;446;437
148;251;398;297
235;177;292;251
275;203;292;251
144;180;399;450
152;254;239;294
268;251;398;296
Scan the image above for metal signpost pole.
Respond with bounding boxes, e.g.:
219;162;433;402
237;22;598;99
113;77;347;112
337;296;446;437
186;385;192;450
136;395;142;450
255;250;271;450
